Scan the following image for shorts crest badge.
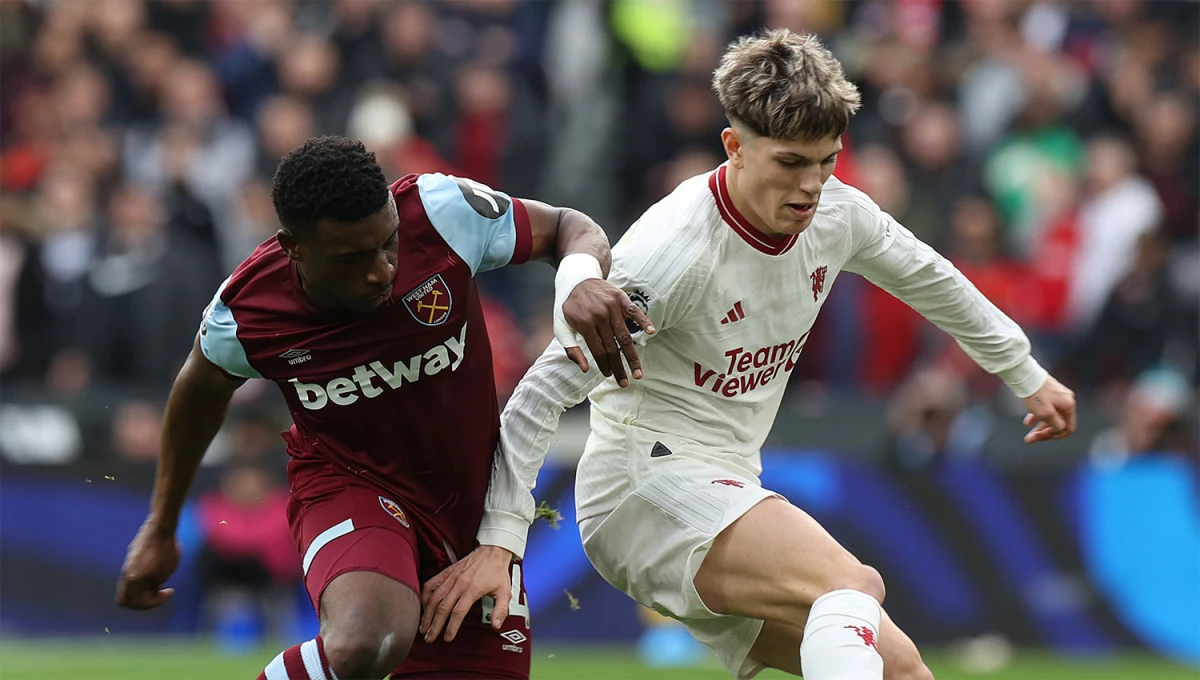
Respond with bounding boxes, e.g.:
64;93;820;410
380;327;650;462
378;496;411;528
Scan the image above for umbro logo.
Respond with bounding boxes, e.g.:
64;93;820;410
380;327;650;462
279;348;312;365
720;301;746;325
500;630;527;644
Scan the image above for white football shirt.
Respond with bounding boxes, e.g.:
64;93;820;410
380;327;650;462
478;166;1048;557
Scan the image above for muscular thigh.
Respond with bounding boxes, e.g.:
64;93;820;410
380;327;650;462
694;497;864;622
749;611;925;679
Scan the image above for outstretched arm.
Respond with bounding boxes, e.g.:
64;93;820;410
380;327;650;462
419;338;607;643
846;208;1076;443
523;199;654;386
115;334;243;609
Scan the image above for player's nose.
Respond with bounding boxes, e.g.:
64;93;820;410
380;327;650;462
365;253;395;285
796;168;823;197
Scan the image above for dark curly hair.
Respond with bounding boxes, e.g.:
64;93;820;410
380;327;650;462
271;136;390;235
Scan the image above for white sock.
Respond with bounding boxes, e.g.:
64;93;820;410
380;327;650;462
799;589;884;680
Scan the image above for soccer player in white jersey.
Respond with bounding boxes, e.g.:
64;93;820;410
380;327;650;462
420;29;1078;680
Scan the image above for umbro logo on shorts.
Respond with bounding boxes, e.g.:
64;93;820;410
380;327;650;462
650;441;673;458
500;630;527;644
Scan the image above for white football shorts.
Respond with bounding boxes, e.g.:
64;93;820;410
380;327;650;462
578;455;782;679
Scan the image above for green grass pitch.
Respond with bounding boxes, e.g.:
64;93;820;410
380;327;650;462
0;639;1196;680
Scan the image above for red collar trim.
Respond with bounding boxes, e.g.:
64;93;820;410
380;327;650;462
708;165;798;256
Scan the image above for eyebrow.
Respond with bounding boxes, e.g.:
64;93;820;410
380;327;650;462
777;147;844;162
333;228;400;258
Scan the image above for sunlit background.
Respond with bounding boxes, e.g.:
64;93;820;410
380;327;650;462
0;0;1197;678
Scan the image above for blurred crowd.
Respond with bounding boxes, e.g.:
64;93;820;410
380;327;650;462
0;0;1196;465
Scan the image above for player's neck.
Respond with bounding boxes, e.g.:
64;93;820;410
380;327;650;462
724;164;787;240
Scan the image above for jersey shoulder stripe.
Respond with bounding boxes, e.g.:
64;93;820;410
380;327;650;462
415;173;531;275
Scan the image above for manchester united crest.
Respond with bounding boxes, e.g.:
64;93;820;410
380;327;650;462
378;496;411;528
403;274;453;326
810;265;828;302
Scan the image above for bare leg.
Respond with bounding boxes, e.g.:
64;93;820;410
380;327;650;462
320;571;421;679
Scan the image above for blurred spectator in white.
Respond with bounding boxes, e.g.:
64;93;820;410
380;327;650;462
1090;366;1196;467
1068;136;1163;331
345;83;457;180
32;164;98;361
123;60;255;249
50;183;216;391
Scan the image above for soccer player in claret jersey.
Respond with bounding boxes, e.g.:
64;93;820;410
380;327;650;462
114;136;653;680
422;30;1078;680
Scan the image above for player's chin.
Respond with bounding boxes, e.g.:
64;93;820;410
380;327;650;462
776;209;816;234
350;294;390;314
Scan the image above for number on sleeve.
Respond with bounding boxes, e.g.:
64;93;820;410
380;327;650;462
453;177;510;220
481;563;531;627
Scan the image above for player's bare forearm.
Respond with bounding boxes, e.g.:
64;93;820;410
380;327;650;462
147;334;242;535
523;200;612;275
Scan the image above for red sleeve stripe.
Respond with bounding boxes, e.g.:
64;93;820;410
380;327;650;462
510;198;533;265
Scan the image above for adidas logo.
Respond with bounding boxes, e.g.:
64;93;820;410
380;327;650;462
720;301;746;325
650;441;672;458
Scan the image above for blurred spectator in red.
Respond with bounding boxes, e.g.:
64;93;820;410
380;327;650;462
196;461;301;641
480;294;528;403
853;145;924;392
453;62;512;189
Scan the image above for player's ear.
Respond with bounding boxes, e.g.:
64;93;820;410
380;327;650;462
721;127;743;168
276;229;301;261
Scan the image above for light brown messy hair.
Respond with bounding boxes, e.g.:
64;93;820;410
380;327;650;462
712;28;862;142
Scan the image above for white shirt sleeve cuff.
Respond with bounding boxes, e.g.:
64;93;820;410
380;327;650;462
997;356;1049;399
476;510;530;559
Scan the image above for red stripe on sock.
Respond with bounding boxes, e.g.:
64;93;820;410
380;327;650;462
283;645;309;679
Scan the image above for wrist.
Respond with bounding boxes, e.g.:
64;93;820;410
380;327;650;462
145;513;178;538
477;544;516;563
554;253;603;301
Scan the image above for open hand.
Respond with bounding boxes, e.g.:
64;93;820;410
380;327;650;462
1020;375;1077;444
558;280;656;387
420;546;514;643
115;521;179;610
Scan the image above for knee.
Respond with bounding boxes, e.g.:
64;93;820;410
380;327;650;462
324;626;413;679
837;564;886;605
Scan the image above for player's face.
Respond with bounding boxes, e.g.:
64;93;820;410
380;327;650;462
280;198;401;314
723;128;842;236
